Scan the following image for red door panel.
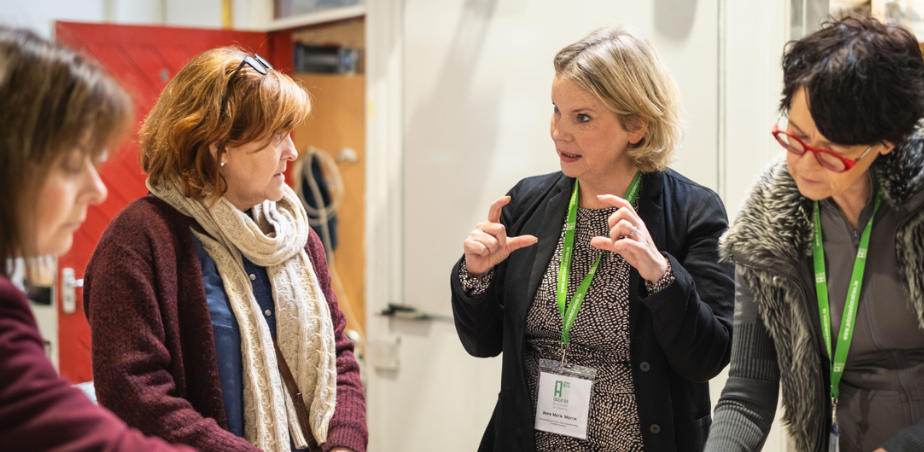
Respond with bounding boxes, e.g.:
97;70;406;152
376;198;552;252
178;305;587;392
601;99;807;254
54;21;291;383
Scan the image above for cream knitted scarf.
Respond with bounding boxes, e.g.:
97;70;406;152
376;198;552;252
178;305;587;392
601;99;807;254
148;178;337;451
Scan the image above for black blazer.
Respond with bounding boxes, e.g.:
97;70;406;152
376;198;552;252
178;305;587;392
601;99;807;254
450;170;735;452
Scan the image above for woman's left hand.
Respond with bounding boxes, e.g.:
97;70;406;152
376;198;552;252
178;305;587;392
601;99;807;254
329;448;354;452
590;194;668;282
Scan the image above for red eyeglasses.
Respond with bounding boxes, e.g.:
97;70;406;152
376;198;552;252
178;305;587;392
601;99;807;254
771;125;874;173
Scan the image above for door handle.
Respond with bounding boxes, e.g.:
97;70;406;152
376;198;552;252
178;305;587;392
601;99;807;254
61;268;83;314
377;303;453;322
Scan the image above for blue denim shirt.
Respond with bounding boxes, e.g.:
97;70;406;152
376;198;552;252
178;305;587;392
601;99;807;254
192;233;302;451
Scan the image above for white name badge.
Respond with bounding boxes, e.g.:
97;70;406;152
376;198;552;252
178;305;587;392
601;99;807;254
534;358;597;439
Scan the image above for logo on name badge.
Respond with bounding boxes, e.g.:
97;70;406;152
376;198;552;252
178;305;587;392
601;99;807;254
553;380;570;403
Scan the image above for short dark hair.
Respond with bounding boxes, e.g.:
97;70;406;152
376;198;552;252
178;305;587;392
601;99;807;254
0;27;132;275
780;15;924;146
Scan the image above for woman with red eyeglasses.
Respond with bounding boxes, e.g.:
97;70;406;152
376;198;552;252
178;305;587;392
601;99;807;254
706;16;924;452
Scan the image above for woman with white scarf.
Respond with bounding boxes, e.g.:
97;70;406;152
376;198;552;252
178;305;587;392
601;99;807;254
83;47;367;452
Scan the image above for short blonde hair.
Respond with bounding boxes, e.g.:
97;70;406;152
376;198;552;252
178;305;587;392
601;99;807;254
140;47;310;203
554;27;683;172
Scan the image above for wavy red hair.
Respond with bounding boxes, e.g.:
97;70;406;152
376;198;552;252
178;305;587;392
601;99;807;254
140;47;310;204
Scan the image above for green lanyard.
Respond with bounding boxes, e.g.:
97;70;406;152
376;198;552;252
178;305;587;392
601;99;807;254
557;171;642;345
812;189;881;403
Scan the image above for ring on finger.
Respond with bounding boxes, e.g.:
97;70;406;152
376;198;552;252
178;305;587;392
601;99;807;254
628;226;638;238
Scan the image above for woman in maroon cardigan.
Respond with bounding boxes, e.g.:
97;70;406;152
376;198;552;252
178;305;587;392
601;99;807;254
83;47;367;452
0;27;196;452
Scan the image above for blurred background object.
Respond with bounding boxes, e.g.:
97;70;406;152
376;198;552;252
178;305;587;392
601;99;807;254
887;0;924;41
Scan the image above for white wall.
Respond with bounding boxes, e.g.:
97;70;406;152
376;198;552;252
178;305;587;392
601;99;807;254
719;0;793;450
720;0;790;217
165;0;221;28
0;0;273;37
0;0;106;37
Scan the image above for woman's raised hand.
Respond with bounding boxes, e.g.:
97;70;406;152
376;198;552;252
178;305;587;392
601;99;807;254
590;194;668;283
463;196;538;276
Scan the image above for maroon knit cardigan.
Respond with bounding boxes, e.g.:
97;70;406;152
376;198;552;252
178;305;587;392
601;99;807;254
83;196;367;452
0;276;196;452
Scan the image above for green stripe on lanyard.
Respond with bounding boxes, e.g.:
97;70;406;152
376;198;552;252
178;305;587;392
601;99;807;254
557;171;642;345
813;189;881;401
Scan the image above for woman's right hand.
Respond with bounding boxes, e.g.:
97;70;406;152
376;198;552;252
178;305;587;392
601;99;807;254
463;196;538;276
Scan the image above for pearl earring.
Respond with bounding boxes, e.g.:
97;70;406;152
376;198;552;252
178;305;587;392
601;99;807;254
221;162;226;167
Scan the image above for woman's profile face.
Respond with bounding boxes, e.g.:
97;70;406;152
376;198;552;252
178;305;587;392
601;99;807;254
786;88;893;201
550;76;644;185
34;149;108;256
217;131;298;210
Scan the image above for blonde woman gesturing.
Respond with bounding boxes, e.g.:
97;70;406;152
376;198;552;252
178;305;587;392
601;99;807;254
451;27;735;452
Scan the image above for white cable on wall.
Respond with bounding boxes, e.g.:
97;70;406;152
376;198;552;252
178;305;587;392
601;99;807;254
293;147;366;351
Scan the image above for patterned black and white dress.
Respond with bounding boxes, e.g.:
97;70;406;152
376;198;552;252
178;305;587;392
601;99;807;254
461;205;673;452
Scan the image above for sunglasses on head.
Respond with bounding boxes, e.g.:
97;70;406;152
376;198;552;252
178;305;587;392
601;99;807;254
221;53;274;115
227;53;274;86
